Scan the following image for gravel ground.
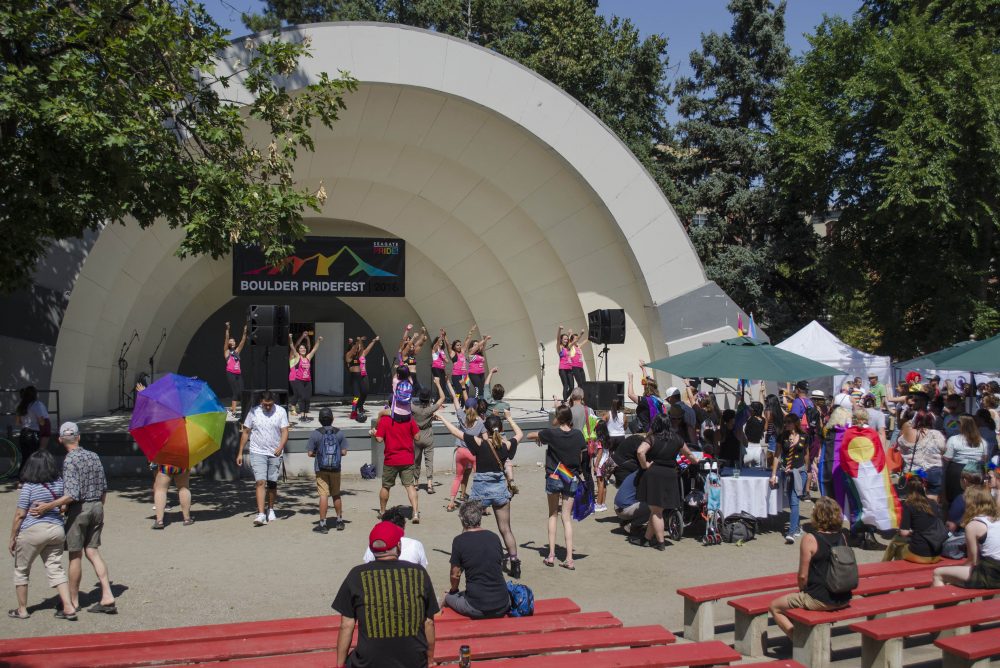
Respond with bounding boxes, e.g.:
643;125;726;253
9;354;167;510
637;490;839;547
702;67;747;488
0;472;909;664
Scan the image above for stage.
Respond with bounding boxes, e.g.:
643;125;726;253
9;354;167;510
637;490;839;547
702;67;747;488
73;397;558;480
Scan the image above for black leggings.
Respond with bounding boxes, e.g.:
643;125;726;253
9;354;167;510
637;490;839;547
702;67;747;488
226;372;244;403
351;373;370;415
291;379;312;415
432;368;447;400
572;367;586;389
451;375;466;399
559;369;574;401
469;373;485;398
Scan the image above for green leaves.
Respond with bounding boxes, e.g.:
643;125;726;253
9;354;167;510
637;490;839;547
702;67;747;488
0;0;356;291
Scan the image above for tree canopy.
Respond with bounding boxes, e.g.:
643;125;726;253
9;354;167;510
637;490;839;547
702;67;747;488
772;0;1000;356
0;0;355;291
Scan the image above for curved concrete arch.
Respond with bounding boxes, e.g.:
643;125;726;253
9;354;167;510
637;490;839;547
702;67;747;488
50;22;716;417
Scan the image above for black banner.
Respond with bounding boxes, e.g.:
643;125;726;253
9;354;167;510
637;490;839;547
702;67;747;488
232;237;405;297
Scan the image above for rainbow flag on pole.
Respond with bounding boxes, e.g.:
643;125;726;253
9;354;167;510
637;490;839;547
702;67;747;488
550;462;575;483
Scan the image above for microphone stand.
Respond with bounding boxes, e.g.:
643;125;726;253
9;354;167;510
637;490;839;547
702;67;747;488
538;342;546;412
110;330;139;413
149;328;167;381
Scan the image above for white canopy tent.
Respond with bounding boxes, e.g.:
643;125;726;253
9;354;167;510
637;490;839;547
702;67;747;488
775;320;892;397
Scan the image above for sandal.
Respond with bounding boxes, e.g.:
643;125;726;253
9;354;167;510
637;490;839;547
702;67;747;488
8;609;29;619
182;518;195;526
426;486;435;495
559;560;576;571
151;521;165;530
54;609;78;620
543;556;555;567
412;512;421;525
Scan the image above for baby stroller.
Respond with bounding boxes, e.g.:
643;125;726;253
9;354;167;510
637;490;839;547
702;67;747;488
702;463;723;545
668;456;711;541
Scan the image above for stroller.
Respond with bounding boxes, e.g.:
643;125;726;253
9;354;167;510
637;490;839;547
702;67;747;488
702;462;722;545
668;456;712;541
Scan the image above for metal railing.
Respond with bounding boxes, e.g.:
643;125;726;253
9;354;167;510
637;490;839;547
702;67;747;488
0;389;60;439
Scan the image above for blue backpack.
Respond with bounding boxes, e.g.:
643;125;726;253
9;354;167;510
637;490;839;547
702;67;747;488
394;380;413;406
316;427;342;472
506;581;534;617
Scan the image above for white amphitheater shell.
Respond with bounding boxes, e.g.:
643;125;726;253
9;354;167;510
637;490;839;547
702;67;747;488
12;23;750;418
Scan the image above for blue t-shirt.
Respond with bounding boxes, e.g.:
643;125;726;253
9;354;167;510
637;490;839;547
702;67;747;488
791;397;813;418
941;412;962;439
948;493;966;528
614;471;639;509
307;427;346;473
18;480;65;532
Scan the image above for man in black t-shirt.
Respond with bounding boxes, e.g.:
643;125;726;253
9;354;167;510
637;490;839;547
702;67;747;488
444;501;510;619
333;521;439;668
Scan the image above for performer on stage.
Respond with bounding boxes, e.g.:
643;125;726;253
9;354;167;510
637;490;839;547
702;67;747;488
569;328;588;390
224;321;248;417
466;331;492;399
288;331;309;418
557;325;574;401
397;325;428;393
450;328;475;401
430;329;449;401
289;331;321;422
347;335;379;423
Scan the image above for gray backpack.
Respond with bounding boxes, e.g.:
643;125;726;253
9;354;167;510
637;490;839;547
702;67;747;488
825;534;858;594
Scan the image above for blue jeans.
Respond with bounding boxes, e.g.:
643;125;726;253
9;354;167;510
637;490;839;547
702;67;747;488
783;469;808;535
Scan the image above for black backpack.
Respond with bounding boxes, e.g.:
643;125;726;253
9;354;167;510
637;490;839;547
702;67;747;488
722;512;758;543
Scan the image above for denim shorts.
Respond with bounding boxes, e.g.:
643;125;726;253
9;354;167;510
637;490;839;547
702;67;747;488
471;472;510;508
924;466;943;495
545;476;578;497
250;453;281;482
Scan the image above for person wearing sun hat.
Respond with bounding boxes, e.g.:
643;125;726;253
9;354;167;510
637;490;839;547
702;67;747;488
333;521;439;668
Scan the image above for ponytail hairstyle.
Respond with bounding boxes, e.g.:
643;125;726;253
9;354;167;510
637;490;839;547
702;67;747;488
611;398;623;422
484;415;505;451
554;405;573;427
464;407;478;428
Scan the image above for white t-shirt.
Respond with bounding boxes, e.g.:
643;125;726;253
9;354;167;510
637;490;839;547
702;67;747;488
18;400;49;432
945;434;987;466
363;536;428;567
607;412;625;437
866;408;886;433
243;405;289;456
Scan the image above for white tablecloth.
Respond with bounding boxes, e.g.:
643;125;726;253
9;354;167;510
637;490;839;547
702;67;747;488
720;473;783;518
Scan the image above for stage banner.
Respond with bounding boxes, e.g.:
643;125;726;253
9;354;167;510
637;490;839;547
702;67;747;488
233;237;405;297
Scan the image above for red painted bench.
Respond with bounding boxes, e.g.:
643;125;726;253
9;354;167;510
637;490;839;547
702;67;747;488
741;662;806;668
727;569;934;657
849;598;1000;668
935;626;1000;668
0;598;581;661
786;585;1000;668
482;641;741;667
676;559;953;641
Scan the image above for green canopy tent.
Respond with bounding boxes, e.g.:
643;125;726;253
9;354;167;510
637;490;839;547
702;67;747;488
644;336;844;382
896;339;984;370
915;333;1000;372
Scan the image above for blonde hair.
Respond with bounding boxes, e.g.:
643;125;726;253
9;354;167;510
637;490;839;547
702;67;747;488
962;485;999;527
826;406;851;432
488;426;504;452
960;415;982;447
811;497;845;533
464;407;478;428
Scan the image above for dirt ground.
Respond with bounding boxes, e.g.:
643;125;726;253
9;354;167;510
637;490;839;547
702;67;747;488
0;471;905;664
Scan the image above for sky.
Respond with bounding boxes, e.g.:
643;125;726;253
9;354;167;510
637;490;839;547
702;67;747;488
201;0;861;118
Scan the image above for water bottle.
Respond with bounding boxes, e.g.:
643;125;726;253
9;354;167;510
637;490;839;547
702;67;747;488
459;645;472;667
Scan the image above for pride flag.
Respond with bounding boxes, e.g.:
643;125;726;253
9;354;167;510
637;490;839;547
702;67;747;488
551;462;575;483
833;425;901;530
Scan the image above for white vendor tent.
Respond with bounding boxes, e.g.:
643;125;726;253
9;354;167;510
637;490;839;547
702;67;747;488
775;320;892;397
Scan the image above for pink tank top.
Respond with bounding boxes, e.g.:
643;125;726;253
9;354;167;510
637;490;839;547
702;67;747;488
570;345;583;368
225;351;241;374
432;349;446;370
359;355;368;378
452;353;466;376
297;356;311;381
288;356;298;382
468;354;485;375
558;347;572;370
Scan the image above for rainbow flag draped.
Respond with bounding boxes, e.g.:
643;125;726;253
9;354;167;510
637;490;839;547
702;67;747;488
833;425;901;530
551;462;575;483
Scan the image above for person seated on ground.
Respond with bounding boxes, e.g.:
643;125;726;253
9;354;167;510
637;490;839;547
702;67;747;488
933;485;1000;589
443;501;510;619
363;506;428;568
883;476;946;564
769;497;853;637
613;469;650;538
335;521;438;668
946;464;985;534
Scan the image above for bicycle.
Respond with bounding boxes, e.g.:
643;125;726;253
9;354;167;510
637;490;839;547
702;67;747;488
0;437;21;481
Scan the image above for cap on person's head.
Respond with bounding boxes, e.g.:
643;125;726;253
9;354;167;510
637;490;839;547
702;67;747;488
796;380;809;392
868;373;878;380
369;521;404;554
464;397;478;409
930;375;941;382
665;386;681;398
832;393;853;410
59;422;80;438
318;407;333;426
811;390;825;399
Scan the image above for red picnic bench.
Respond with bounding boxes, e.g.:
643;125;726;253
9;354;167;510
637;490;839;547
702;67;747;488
676;559;954;642
935;626;1000;668
850;597;1000;668
786;585;1000;668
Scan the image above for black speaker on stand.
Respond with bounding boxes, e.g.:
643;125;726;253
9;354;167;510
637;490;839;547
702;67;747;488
587;308;626;381
247;304;291;410
581;381;625;411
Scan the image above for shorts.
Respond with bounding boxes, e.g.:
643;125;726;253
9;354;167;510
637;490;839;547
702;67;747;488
250;453;282;482
784;591;849;612
545;476;578;497
158;465;187;476
382;464;416;489
13;522;67;587
470;472;510;508
924;466;943;495
64;501;104;552
315;470;342;498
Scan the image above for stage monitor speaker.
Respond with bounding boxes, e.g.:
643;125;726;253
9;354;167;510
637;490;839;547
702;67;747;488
240;389;290;420
587;309;626;345
248;305;290;346
581;381;624;411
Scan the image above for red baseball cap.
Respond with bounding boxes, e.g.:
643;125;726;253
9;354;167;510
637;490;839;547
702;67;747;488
369;521;404;553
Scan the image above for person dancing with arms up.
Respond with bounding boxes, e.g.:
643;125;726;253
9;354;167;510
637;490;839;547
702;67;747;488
346;335;379;423
288;332;321;423
223;321;248;419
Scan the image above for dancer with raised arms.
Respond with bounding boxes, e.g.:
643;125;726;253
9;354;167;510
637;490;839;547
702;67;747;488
430;329;449;401
288;331;321;423
223;321;248;418
346;335;379;423
556;325;574;401
465;331;492;399
569;327;588;390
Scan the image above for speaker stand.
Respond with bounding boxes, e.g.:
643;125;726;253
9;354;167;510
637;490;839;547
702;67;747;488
602;343;610;382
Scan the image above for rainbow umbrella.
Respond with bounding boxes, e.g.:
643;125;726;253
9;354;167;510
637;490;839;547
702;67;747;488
129;374;226;469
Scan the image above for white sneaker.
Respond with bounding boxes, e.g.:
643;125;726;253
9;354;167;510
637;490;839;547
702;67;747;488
595;504;608;513
785;533;796;544
267;508;277;522
254;513;267;526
